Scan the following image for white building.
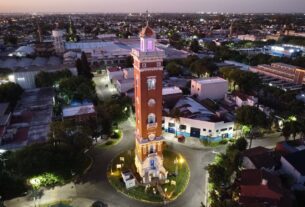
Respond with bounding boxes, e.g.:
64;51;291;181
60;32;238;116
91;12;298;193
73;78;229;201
234;94;258;107
116;78;134;93
52;30;65;55
237;34;262;41
106;67;124;82
121;170;136;189
163;97;234;142
191;77;228;100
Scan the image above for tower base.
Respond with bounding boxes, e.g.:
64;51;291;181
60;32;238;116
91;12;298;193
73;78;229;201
135;153;168;184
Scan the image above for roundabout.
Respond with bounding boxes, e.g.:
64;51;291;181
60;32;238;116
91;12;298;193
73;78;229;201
107;148;190;204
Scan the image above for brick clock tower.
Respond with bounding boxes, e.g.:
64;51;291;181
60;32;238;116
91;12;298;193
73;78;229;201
131;24;167;183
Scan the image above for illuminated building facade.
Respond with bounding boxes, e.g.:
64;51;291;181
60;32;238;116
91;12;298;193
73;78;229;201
131;24;167;183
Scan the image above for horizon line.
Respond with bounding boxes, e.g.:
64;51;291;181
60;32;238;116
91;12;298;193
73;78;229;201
0;11;305;15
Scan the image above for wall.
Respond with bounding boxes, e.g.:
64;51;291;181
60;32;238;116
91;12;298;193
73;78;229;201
191;79;228;100
163;116;234;141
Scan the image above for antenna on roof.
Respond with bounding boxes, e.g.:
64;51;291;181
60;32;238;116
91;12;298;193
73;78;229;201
145;10;149;26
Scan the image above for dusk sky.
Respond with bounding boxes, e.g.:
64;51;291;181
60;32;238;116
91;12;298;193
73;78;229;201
1;0;305;13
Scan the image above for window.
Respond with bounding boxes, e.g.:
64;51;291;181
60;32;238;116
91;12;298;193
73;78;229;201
221;128;227;132
157;62;162;67
179;125;186;130
208;130;212;133
142;63;147;68
229;127;233;130
147;77;156;90
147;40;153;51
203;128;206;131
216;130;219;133
148;99;156;107
148;113;156;124
168;122;175;128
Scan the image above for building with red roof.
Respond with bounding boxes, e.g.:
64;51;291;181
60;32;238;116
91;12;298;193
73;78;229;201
239;169;292;207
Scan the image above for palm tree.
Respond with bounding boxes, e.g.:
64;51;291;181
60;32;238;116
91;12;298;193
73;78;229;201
282;118;302;141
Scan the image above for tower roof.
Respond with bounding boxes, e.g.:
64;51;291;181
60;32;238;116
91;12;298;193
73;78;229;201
140;25;155;38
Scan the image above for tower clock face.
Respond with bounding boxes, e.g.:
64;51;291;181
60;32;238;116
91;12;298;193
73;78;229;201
148;133;156;141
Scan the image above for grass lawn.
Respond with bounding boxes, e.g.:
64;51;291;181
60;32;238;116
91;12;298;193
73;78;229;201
107;149;190;203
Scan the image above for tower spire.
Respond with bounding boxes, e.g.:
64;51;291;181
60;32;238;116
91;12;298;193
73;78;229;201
146;10;149;26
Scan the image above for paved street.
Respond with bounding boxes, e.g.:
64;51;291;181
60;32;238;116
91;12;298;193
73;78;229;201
4;74;286;207
4;118;285;207
74;119;221;207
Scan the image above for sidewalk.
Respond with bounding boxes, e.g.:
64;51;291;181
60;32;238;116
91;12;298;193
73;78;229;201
4;183;77;207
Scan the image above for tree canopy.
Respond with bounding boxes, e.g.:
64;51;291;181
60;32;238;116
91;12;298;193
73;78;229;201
76;52;93;79
189;39;201;53
58;76;97;104
35;70;72;88
166;62;182;76
219;67;261;92
235;106;268;128
190;58;217;77
0;82;23;106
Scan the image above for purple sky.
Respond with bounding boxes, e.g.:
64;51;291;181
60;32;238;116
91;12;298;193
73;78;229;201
1;0;305;13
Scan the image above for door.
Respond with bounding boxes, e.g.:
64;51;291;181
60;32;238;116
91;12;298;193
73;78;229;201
190;127;200;138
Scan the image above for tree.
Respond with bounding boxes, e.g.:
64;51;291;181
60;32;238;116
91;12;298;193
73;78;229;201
190;58;217;77
49;120;92;151
3;35;18;45
0;82;23;106
235;106;269;148
166;62;182;76
75;52;93;79
58;76;97;104
35;70;72;88
183;55;199;67
189;39;201;53
281;117;303;141
207;164;228;187
234;137;248;151
219;68;261;92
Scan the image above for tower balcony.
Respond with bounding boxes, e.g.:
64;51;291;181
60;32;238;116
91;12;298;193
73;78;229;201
131;48;165;59
147;122;158;129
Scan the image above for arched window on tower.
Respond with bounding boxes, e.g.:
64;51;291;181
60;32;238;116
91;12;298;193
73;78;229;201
147;113;156;124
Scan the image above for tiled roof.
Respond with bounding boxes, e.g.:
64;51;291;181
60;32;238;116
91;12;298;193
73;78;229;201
140;25;155;37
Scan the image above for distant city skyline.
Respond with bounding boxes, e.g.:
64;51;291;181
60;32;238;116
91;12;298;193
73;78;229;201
1;0;305;13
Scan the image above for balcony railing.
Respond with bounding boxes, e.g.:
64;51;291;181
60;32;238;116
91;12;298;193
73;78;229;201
147;122;158;129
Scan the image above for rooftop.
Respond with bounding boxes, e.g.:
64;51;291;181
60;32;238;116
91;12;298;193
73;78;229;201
162;86;183;96
239;169;286;206
283;149;305;175
63;103;96;118
194;77;228;85
139;25;155;38
243;146;280;170
0;56;62;70
0;103;9;116
173;97;218;122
